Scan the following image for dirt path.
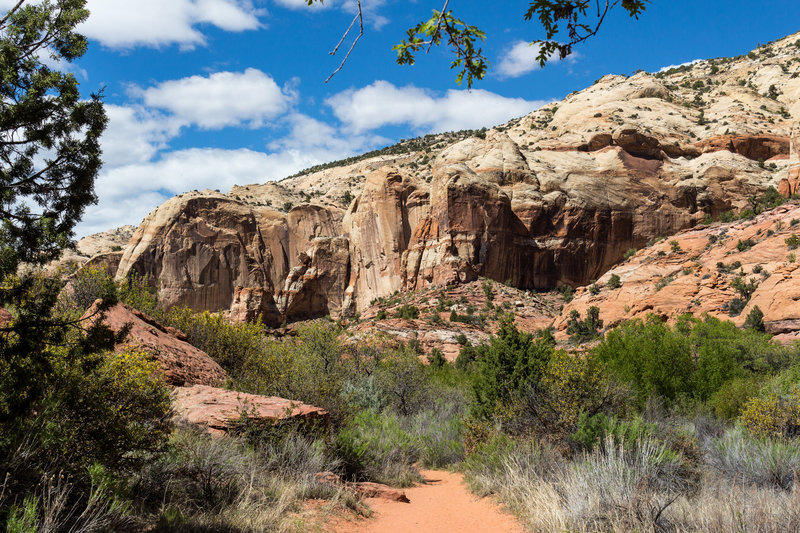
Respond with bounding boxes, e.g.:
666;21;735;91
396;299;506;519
330;469;525;533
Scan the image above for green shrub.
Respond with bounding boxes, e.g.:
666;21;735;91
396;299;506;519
470;317;555;420
162;307;265;378
670;240;682;253
559;285;574;303
526;350;612;438
594;314;785;409
736;239;756;252
744;305;765;331
589;283;600;295
710;376;761;419
393;304;420;320
707;427;800;489
607;274;621;289
786;234;800;250
565;306;603;344
655;275;674;291
623;248;637;260
728;297;746;316
334;410;421;486
376;309;387;320
571;412;655;451
427;348;446;368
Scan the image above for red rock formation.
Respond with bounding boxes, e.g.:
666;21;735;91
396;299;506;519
275;236;353;321
554;203;800;342
693;134;790;162
82;301;227;387
229;286;282;327
117;193;275;312
108;38;800;323
315;472;410;502
172;384;329;435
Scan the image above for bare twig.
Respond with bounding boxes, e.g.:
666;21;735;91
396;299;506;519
325;0;363;83
426;0;450;53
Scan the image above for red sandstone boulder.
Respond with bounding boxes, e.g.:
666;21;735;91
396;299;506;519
81;301;227;387
315;472;410;503
173;384;329;435
693;134;790;162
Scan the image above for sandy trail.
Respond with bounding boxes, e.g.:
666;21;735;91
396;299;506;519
330;469;525;533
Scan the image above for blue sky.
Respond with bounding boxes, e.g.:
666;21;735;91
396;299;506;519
10;0;798;236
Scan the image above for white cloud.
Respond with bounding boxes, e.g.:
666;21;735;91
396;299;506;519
138;69;293;130
273;0;388;28
101;105;183;166
326;81;545;133
78;0;263;49
77;109;385;236
497;40;578;78
657;59;702;73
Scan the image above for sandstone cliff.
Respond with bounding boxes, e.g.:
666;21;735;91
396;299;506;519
109;32;800;324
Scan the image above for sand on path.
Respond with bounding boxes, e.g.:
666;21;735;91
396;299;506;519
330;469;525;533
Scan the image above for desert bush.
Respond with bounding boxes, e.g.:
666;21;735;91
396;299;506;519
570;412;656;451
595;314;790;409
334;411;422;487
427;347;446;368
565;306;603;343
706;427;800;489
133;426;351;531
745;305;765;331
740;391;800;440
470;317;555;420
405;396;466;468
4;348;171;482
520;350;613;439
464;435;685;532
607;273;621;289
393;304;419;320
710;375;762;419
162;307;265;378
375;346;431;417
2;465;130;533
59;266;158;317
559;285;574;303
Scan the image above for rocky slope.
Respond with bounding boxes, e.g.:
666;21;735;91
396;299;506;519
554;200;800;343
107;32;800;326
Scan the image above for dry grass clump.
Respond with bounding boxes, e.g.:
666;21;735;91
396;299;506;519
132;426;362;532
464;429;800;533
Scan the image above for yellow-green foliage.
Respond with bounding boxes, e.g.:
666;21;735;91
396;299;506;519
40;347;172;473
740;390;800;439
537;350;609;436
163;307;265;377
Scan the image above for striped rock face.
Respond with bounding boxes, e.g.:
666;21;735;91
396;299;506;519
99;32;800;324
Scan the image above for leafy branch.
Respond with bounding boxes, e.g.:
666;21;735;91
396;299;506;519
393;6;487;88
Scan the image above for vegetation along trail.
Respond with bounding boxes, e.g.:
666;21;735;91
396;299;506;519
331;469;524;533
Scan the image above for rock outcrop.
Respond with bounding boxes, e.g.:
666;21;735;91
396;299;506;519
315;472;410;503
229;286;282;327
82;301;227;387
779;123;800;196
172;384;330;435
554;203;800;343
101;32;800;323
276;236;353;321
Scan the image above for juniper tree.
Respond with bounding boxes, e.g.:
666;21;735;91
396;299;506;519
0;0;108;431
